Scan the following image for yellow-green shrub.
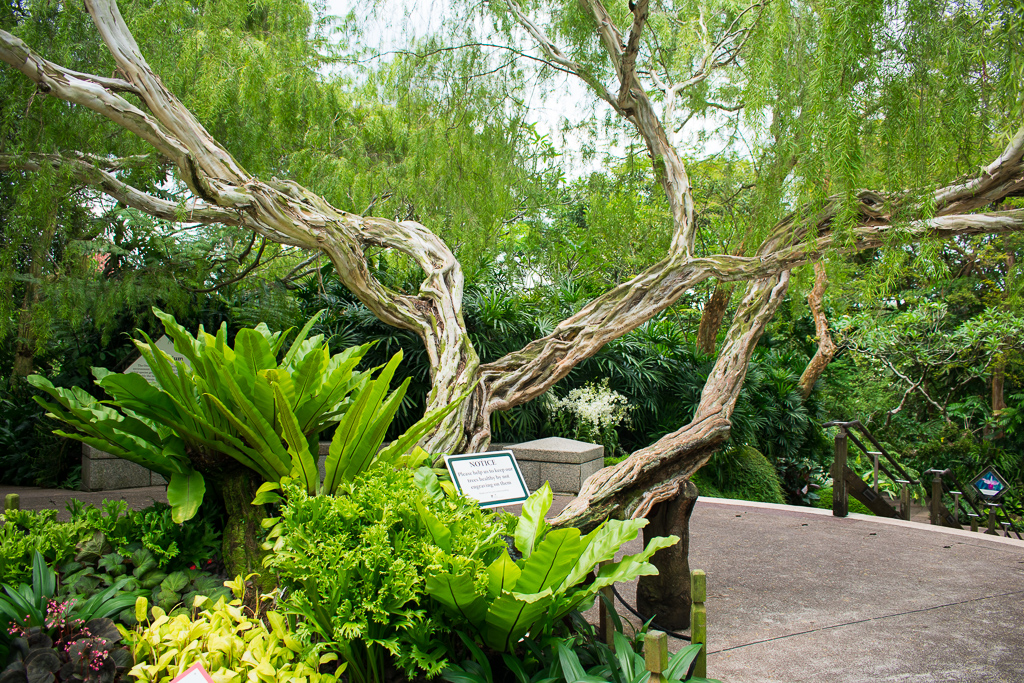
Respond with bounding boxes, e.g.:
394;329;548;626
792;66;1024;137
122;576;342;683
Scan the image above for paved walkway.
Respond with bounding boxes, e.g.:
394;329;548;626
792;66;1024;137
4;486;1023;681
590;498;1024;683
0;485;167;520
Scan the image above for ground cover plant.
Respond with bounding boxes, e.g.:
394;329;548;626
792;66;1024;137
263;468;679;683
124;577;341;683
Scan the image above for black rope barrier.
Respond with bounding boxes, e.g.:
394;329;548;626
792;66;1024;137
609;585;691;641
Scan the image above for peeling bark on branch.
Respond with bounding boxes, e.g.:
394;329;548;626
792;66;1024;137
798;263;837;399
696;282;733;354
551;272;791;531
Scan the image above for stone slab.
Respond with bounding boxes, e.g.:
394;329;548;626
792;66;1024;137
81;445;168;491
82;454;154;491
511;437;603;464
488;440;602;494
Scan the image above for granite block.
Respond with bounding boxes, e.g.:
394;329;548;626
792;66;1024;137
517;459;540;492
82;456;153;491
540;461;583;494
83;444;117;460
580;457;603;485
513;437;603;464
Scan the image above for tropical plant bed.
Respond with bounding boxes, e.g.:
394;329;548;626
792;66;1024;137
1;485;717;683
4;314;717;683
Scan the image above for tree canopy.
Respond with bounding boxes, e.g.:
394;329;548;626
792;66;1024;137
0;0;1022;529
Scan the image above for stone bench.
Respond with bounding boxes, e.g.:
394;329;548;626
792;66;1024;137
490;437;604;494
82;444;167;491
84;437;605;495
81;442;335;492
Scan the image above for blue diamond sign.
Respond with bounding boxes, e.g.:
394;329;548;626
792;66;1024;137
971;467;1010;501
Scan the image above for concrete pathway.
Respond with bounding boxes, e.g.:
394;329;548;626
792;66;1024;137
0;485;167;520
593;498;1024;683
5;486;1023;681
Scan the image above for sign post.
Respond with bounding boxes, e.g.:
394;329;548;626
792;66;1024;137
970;467;1010;503
444;451;530;508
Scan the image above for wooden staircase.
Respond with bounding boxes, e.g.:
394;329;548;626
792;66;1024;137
824;420;1022;538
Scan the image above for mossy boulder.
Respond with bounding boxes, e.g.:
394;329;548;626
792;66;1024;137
692;445;786;505
813;487;876;516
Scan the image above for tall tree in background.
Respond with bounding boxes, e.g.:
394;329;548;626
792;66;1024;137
0;0;1021;538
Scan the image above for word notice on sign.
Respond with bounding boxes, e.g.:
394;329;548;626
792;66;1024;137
125;335;191;385
444;451;529;508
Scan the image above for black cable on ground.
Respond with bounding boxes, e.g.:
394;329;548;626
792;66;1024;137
610;585;691;641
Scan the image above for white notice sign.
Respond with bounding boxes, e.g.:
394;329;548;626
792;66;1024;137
125;335;191;385
444;451;530;508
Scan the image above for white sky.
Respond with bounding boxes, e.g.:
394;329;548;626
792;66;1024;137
321;0;739;176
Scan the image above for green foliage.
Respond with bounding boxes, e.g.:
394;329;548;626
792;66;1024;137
0;551;137;639
64;499;221;572
0;510;83;585
29;309;460;521
426;484;678;654
0;501;220;588
906;423;1024;511
444;607;720;683
813;488;876;516
693;446;787;505
125;579;342;683
265;466;509;683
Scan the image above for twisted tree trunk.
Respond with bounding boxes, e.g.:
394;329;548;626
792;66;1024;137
1;0;1023;545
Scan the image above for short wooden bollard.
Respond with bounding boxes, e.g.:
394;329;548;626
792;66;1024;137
690;569;707;678
598;560;614;645
644;630;668;683
3;493;19;513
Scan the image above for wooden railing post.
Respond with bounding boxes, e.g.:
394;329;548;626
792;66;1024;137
896;479;910;520
3;493;19;513
690;569;707;678
928;470;943;525
643;631;668;683
833;429;848;517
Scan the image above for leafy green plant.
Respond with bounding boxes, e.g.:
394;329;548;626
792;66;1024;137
30;309;466;523
64;499;221;571
426;484;678;653
124;577;341;683
0;509;84;585
443;609;720;683
0;552;137;639
264;466;510;683
145;568;232;619
60;546;168;601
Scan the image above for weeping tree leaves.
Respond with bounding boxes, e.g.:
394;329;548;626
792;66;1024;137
425;484;678;652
